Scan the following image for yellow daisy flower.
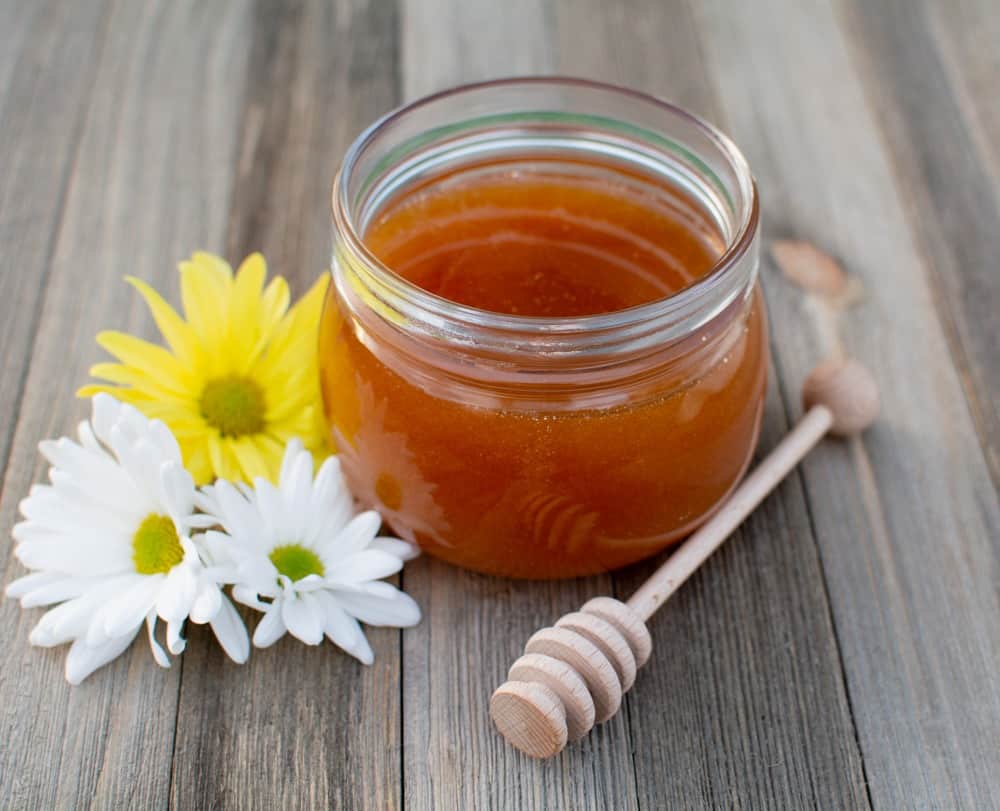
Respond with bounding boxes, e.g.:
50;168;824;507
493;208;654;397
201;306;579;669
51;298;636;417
79;252;330;485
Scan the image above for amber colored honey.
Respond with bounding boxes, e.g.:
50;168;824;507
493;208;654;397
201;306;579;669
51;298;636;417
321;163;767;578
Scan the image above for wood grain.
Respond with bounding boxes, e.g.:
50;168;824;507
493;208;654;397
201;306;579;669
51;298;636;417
0;1;997;809
400;0;553;100
168;2;404;810
0;0;109;505
841;0;1000;490
690;0;1000;807
0;1;252;808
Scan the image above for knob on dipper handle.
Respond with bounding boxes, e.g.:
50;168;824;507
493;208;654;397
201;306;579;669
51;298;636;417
802;358;879;436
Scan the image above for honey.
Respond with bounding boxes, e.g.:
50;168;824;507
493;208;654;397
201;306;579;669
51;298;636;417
322;79;766;578
361;165;724;316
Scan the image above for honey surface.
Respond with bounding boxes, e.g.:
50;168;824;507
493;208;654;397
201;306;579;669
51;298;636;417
364;166;725;315
321;163;767;578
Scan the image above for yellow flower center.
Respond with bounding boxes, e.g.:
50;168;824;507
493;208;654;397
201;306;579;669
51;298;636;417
374;472;403;511
199;376;266;437
270;544;325;582
133;514;184;575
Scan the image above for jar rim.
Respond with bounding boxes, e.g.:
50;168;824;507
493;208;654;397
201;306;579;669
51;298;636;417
332;76;758;340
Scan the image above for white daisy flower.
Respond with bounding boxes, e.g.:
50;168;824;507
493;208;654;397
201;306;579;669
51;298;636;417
197;439;421;664
5;394;249;684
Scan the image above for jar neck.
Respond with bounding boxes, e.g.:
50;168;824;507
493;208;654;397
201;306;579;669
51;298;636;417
331;78;760;410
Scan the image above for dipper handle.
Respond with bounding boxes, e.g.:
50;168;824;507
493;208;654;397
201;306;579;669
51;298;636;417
491;358;879;758
627;404;832;620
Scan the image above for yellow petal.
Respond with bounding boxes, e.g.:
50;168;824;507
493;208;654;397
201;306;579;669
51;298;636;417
78;383;122;399
180;259;232;353
231;436;273;481
253;275;328;380
260;275;291;327
181;438;214;486
125;276;201;368
231;253;267;363
88;361;192;400
269;408;317;442
192;252;235;284
255;432;287;459
263;383;314;423
95;331;196;392
208;435;243;483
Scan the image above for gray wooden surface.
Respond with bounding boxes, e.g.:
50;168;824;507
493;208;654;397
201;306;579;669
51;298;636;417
1;0;997;808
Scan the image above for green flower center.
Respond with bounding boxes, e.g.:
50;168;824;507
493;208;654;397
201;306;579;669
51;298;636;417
199;376;266;437
133;514;184;575
270;544;325;582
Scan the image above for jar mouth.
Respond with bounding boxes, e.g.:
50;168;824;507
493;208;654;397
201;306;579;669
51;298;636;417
333;76;758;341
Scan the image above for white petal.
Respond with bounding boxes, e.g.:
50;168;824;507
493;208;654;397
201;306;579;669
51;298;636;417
252;603;286;648
321;511;381;558
28;576;136;646
166;618;186;655
146;417;182;463
45;471;141;533
332;584;421;627
252;481;284;541
193;484;221;517
235;556;279;597
14;535;131;577
189;580;223;624
197;481;265;550
308;456;354;540
279;443;313;540
281;592;324;645
369;537;420;562
324;549;403;586
91;393;124;446
293;574;326;592
314;591;374;664
146;611;171;668
18;484;134;536
232;585;270;611
76;419;102;453
38;437;139;506
159;461;195;525
98;577;158;639
278;438;305;483
30;608;82;647
198;530;237;567
6;571;62;600
65;628;139;685
209;597;250;663
157;563;198;625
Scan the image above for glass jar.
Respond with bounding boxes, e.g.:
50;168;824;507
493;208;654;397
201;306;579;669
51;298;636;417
321;78;766;579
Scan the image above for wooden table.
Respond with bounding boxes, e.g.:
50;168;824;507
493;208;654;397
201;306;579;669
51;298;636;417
1;1;997;808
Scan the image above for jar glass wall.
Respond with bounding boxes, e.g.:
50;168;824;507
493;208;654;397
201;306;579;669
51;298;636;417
321;78;766;579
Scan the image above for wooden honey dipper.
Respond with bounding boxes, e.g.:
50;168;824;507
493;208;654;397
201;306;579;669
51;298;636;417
490;358;880;758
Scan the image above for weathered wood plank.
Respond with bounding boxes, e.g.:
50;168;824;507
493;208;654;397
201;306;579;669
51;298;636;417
2;1;998;809
923;0;1000;192
0;1;252;808
690;0;1000;807
0;0;109;500
400;0;553;100
840;0;1000;489
400;4;643;810
169;2;404;809
550;2;871;808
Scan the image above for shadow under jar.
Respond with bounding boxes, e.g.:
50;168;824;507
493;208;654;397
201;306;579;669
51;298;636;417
321;78;766;579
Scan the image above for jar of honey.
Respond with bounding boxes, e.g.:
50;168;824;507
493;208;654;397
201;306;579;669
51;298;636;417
321;78;766;579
